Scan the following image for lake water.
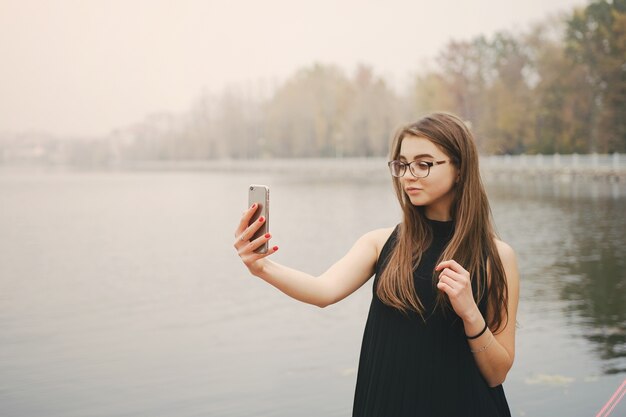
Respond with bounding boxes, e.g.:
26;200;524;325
0;165;624;417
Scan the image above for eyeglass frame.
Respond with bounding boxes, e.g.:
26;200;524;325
387;159;449;178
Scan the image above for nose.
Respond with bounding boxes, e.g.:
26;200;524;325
401;168;418;180
399;167;411;178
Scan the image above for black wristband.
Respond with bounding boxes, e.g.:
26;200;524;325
466;321;488;339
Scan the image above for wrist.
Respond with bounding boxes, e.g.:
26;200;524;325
248;258;269;277
462;306;486;338
462;305;482;325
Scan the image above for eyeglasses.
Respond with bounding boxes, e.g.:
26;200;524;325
387;159;448;178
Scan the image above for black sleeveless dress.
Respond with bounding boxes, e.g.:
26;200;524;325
352;219;511;417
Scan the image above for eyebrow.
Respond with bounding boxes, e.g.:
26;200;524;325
398;153;435;160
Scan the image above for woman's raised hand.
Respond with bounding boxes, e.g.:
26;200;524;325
435;259;480;322
233;203;278;275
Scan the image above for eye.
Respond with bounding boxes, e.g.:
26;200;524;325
416;161;430;170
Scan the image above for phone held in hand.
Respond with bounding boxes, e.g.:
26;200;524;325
248;184;270;254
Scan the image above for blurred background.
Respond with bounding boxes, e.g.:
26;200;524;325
1;0;625;416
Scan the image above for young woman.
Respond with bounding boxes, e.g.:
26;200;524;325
234;112;519;417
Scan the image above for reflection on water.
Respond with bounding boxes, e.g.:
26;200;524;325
486;179;626;378
557;199;625;375
0;167;624;417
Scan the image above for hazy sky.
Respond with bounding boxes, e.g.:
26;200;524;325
0;0;586;137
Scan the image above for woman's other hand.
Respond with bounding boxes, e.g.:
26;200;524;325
435;259;479;322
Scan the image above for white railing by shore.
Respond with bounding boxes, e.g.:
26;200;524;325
481;153;625;181
119;153;626;182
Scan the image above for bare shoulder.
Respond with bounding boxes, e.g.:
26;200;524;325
493;238;517;267
361;227;396;258
493;238;520;288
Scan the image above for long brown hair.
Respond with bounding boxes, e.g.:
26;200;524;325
377;112;509;333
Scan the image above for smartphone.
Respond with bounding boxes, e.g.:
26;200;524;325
248;184;270;253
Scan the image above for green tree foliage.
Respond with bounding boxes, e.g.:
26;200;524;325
262;64;403;157
418;33;535;154
525;16;593;153
106;0;624;161
565;0;626;152
343;65;406;157
412;0;625;155
263;64;352;157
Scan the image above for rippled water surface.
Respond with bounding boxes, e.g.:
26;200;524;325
0;167;624;417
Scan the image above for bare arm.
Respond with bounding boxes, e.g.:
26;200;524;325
435;239;519;387
234;203;391;308
461;241;520;387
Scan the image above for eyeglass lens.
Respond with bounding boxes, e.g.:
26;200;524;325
389;161;430;178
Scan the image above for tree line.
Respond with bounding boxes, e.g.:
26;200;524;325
67;0;626;164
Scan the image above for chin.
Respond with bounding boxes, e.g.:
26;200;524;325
408;197;427;206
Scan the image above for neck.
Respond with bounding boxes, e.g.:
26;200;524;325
424;207;452;222
423;192;454;222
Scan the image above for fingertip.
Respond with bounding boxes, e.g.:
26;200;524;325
437;260;448;267
272;245;279;252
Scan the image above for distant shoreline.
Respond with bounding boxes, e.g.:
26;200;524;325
2;155;625;182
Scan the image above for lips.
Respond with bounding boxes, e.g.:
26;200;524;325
405;187;423;194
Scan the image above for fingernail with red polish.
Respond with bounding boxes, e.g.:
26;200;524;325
273;246;279;251
264;233;270;238
259;216;265;222
251;203;257;209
